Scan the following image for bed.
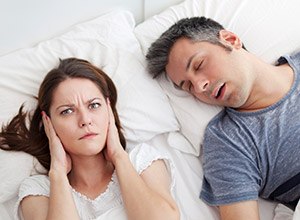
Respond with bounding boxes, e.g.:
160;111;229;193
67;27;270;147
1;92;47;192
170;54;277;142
1;0;300;219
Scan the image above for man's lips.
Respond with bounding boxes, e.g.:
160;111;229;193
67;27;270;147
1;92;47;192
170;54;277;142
213;83;225;99
79;133;98;140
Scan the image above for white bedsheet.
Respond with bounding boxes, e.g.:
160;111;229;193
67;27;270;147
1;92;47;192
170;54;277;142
149;133;281;220
293;203;300;219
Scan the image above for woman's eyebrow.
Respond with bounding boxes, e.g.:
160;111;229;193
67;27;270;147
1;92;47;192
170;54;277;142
56;97;102;110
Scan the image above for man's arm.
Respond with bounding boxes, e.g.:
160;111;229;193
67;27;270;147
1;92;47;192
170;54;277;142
219;200;260;220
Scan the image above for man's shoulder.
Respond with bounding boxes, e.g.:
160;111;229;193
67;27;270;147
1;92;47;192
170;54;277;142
289;49;300;60
278;50;300;71
205;108;238;130
203;108;260;143
203;109;238;139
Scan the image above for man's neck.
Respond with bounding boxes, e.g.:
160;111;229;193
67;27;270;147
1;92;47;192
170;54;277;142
237;62;294;112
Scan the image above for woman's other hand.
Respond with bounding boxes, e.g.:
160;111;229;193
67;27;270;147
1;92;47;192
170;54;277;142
105;99;126;164
42;111;72;174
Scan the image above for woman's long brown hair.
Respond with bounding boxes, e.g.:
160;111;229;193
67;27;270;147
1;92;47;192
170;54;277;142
0;58;126;171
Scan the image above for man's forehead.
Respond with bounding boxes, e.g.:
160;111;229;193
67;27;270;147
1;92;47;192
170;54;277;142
165;65;184;88
167;40;197;84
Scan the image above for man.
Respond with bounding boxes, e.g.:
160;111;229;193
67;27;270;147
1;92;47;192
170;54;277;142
146;16;300;220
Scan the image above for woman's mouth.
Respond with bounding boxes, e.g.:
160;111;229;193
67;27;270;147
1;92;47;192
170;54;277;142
79;133;98;140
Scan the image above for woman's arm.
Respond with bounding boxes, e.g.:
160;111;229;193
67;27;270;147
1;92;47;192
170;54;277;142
21;196;49;220
43;112;79;220
46;169;79;220
20;113;80;220
105;100;179;220
21;172;78;220
115;153;179;220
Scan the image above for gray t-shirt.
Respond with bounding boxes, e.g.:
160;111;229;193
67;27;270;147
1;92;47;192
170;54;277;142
200;51;300;206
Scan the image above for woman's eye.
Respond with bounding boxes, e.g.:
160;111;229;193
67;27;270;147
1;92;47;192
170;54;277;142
89;102;101;109
61;108;73;115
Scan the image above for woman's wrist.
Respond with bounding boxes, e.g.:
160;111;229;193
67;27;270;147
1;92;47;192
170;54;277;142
49;167;68;180
111;149;129;167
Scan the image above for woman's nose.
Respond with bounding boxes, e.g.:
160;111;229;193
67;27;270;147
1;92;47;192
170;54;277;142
79;111;92;127
80;121;92;127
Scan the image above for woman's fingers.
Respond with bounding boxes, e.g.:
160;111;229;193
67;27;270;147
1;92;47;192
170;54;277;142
41;111;57;142
41;111;72;173
41;111;61;151
106;99;118;139
105;99;126;163
41;111;49;137
107;99;115;127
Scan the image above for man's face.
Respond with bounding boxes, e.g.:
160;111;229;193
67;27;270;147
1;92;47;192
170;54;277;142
165;35;252;109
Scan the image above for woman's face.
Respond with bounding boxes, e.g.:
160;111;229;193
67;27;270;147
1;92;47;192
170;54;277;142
49;78;109;157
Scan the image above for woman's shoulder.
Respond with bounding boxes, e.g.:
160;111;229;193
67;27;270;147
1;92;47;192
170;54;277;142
19;174;50;197
128;143;174;174
128;143;161;157
21;174;49;185
128;143;176;192
15;175;50;220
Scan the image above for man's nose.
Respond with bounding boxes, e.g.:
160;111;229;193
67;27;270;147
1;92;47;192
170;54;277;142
192;77;209;93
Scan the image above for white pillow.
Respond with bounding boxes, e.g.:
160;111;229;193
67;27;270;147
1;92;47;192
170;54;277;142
0;9;178;203
0;151;34;202
160;76;222;156
0;202;12;220
134;0;300;156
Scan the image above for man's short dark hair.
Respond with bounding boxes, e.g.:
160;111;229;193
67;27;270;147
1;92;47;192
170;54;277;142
146;17;232;78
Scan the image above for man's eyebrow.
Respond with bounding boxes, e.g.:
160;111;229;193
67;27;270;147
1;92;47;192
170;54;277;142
186;53;198;71
173;52;200;89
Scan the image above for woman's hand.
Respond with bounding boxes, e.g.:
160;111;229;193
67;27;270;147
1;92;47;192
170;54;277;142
105;99;126;164
42;112;72;174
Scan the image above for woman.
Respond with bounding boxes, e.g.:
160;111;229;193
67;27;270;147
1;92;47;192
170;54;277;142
0;58;179;220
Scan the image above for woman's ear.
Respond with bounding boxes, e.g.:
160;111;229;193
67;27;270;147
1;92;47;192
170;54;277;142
219;30;243;49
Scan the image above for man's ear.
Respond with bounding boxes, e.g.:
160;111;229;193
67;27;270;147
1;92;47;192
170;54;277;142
219;30;243;49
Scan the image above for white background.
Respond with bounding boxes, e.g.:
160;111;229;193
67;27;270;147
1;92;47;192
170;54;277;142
0;0;183;56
